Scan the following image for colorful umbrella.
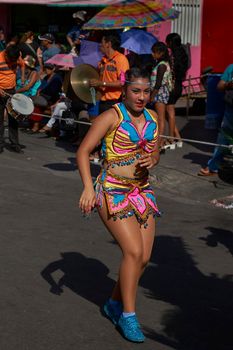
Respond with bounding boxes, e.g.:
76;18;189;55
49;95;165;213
46;41;103;68
83;0;179;30
78;40;103;67
46;53;79;68
121;29;157;54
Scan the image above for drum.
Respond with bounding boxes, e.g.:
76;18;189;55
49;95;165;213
6;93;34;121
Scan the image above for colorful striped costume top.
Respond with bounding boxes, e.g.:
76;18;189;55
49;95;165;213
101;102;158;167
95;103;160;226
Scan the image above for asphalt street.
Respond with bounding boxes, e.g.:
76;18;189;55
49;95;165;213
0;115;232;350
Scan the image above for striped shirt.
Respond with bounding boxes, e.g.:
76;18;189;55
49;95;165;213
0;51;24;90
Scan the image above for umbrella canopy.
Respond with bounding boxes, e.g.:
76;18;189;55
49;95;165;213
46;41;103;68
83;0;179;30
46;53;79;68
49;0;122;5
78;40;103;67
121;29;157;55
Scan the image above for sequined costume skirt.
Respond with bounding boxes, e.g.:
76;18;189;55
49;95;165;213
94;169;160;227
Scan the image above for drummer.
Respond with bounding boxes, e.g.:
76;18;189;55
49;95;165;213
0;44;25;154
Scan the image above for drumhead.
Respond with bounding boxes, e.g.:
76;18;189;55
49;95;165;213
11;93;34;115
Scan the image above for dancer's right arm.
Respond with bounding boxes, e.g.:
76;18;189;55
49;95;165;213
76;109;118;214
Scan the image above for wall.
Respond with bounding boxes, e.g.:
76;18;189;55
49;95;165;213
0;4;11;38
201;0;233;73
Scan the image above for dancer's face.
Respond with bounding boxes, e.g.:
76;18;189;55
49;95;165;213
124;77;151;114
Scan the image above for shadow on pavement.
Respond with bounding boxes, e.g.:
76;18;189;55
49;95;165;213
180;117;218;153
43;157;77;172
200;227;233;256
43;157;101;178
41;237;233;350
41;252;115;307
183;151;211;167
140;235;233;350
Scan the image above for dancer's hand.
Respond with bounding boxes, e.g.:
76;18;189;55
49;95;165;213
138;154;158;169
79;187;96;214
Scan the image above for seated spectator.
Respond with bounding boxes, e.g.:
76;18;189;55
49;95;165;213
16;55;41;97
39;92;89;142
29;63;63;133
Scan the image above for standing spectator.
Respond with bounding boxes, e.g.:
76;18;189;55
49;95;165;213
67;11;88;55
150;42;173;149
90;32;129;113
165;33;189;146
0;26;6;52
18;31;39;66
88;32;129;160
0;45;25;153
198;64;233;176
37;33;60;74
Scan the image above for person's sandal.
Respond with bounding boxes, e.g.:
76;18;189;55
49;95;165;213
39;126;51;133
198;167;218;176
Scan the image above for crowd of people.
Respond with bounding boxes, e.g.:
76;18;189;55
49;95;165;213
0;20;191;156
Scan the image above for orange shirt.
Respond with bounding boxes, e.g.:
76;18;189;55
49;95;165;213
98;50;129;101
0;51;24;90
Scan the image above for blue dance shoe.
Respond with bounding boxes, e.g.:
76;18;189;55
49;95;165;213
117;314;145;343
103;299;123;325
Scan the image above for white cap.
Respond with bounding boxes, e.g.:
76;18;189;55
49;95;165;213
72;10;87;21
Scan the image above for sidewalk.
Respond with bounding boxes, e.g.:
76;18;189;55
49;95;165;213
0;115;232;350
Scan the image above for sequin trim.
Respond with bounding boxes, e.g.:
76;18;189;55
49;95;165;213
94;169;160;227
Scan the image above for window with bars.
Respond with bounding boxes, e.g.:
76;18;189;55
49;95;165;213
172;0;202;46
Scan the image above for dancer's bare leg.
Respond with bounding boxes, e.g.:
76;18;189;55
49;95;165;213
155;102;166;147
111;214;155;302
98;201;155;312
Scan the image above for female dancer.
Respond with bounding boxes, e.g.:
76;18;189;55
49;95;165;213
77;67;160;343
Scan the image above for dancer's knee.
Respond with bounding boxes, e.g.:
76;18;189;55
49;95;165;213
124;247;143;264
